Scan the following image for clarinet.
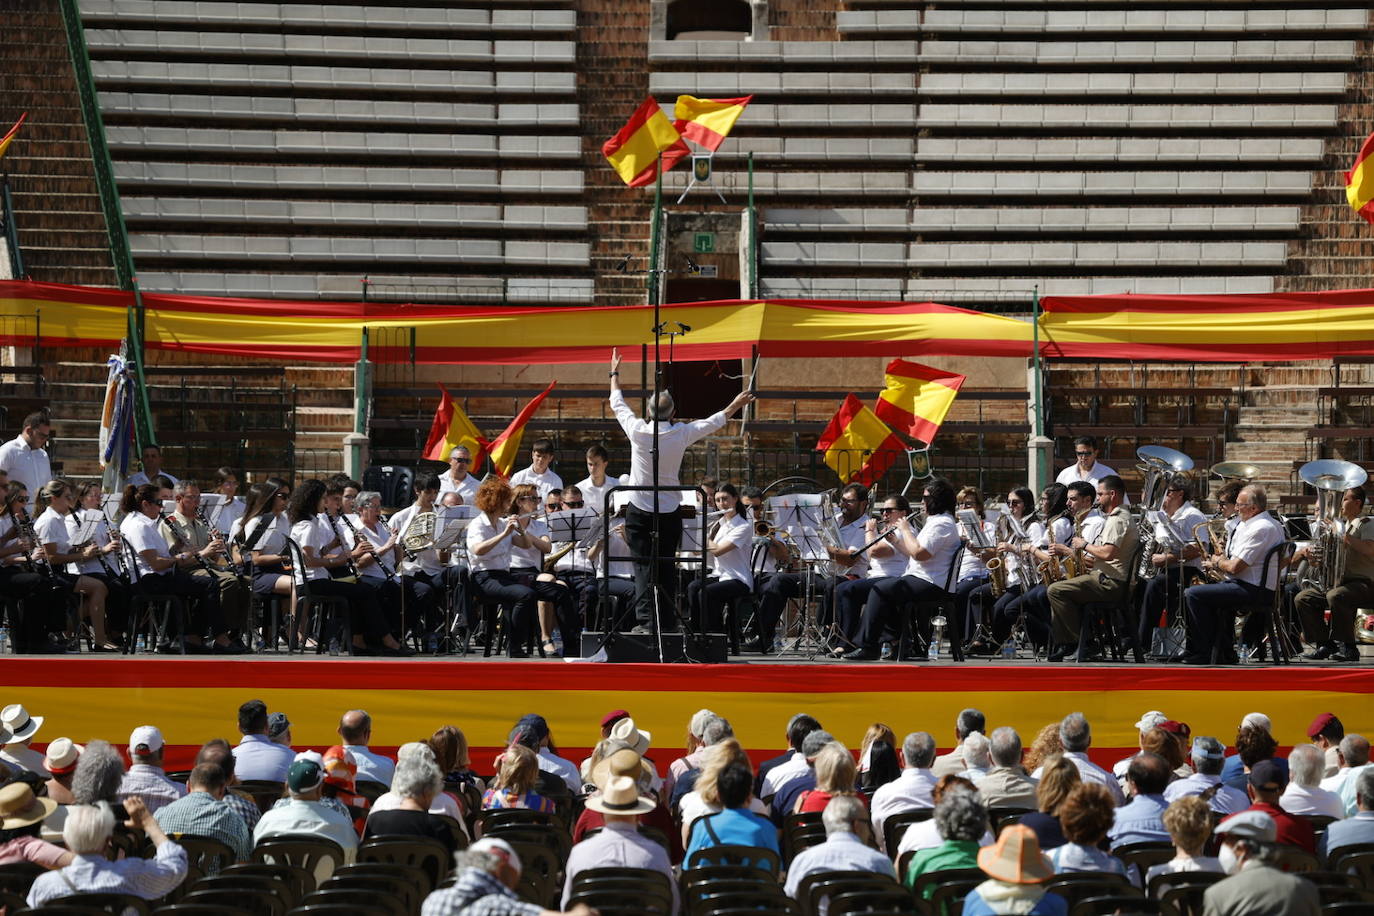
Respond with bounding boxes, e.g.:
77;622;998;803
336;510;396;582
195;504;233;572
73;508;121;580
14;509;54;579
325;511;360;578
160;509;212;573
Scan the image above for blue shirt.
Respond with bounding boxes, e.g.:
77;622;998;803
784;832;896;911
685;807;780;870
233;734;296;783
1108;792;1170;848
1221;754;1287;791
343;744;395;786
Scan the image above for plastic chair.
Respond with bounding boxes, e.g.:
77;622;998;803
476;807;559;834
685;843;782;876
153;905;253;916
797;871;903;916
782;811;827;863
1318;885;1374;906
332;861;434;899
1150;871;1224;916
47;893;154;915
22;907;115;916
882;808;935;855
0;888;27;913
1041;873;1135;908
356;835;451;889
297;887;405;916
927;870;987;916
186;873;298;910
1212;540;1291;665
900;545;966;661
1273;844;1319;873
251;835;346;884
1110;841;1176;883
283;539;352;654
181;888;286;916
1327;843;1374;882
1069;896;1162;916
502;840;560;908
219;862;316;904
912;866;985;903
121;538;187;655
569;871;674;916
353;780;389;804
828;886;919;916
238;780;286;814
0;860;46;895
319;874;420;915
170;833;237;888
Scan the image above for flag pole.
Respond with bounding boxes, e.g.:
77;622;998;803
1029;285;1051;492
649;151;665;660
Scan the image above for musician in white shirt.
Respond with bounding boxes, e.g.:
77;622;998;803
587;518;637;631
466;476;539;658
845;478;962;660
119;482;232;653
0;412;51;513
1056;436;1119;488
160;479;250;641
1136;478;1208;657
1294;485;1374;663
33;479;117;650
235;481;295;616
1182;484;1285;665
979;485;1051;654
125;444;180;489
504;483;579;657
352;490;437;636
686;484;753;633
438;446;480;504
952;486;998;652
211;467;246;552
575;444;621;519
287;479;411;656
73;481;130;632
509;439;563;499
833;494;909;655
389;474;466;648
546;484;591;656
1012;481;1099;651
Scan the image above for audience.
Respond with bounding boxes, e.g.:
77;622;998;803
684;762;778;868
253;757;359;863
372;742;463;824
785;795;894;908
1163;736;1250;814
794;741;860;814
1282;744;1344;819
1307;712;1344;778
430;724;484;791
1319;767;1374;861
511;714;580;794
1221;714;1286;790
667;708;720;800
1040;713;1124;804
678;739;767;845
153;762;252;865
42;738;80;805
422;837;595;916
1144;796;1222;884
1107;751;1172;848
483;744;557;814
28;798;187;908
956;732;993;785
771;729;835;819
1226;759;1315;854
0;704;46;774
267;712;292;747
858;739;901;795
117;726;186;814
896;775;994;855
561;775;677;913
1048;784;1127;876
1112;710;1169;786
871;731;937;848
963;825;1067;916
234;699;295;782
933;708;986;777
362;753;458;856
979;727;1037;809
1023;722;1063;774
1205;811;1320;916
857;723;897;780
1324;734;1372;815
196;739;262;833
905;788;986;893
338;709;396;785
670;715;735;814
1020;756;1080;851
0;783;71;868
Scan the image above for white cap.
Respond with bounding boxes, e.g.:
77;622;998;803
129;725;164;755
1241;712;1272;734
470;837;522;875
1134;711;1168;732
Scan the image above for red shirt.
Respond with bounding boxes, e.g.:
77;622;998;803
1223;801;1315;854
797;790;868;814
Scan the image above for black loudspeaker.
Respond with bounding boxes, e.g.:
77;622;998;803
581;631;729;664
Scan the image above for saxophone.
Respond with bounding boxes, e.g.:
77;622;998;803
1063;508;1092;579
1036;512;1067;584
1193;517;1229;583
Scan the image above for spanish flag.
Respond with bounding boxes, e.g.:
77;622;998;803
0;113;26;161
602;98;688;188
486;381;557;478
422;384;488;469
874;358;966;445
1346;130;1374;225
816;394;905;486
673;95;752;151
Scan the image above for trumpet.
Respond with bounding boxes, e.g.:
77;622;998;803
754;518;776;538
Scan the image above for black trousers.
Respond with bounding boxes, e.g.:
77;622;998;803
412;566;467;633
596;576;638;631
857;574;947;650
0;566;69;651
137;568;225;638
624;505;683;629
687;577;750;632
301;577;389;642
1138;567;1199;651
359;574;432;637
471;570;536;655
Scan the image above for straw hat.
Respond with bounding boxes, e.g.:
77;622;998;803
0;783;56;830
43;738;83;775
585;775;655;817
606;717;651;756
977;825;1053;884
0;705;41;743
590;748;654;793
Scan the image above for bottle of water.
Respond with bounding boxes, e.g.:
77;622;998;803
328;637;340;657
0;627;10;654
1001;640;1015;660
927;638;939;661
136;634;147;654
1238;642;1249;665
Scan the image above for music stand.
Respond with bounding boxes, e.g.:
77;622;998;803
433;505;477;650
100;494;123;526
767;492;835;658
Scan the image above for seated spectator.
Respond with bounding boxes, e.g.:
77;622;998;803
1108;752;1172;848
857;723;897;781
483;744;556;814
1221;716;1287;791
116;726;186;814
676;739;766;847
1281;745;1344;820
906;788;987;894
684;762;779;869
1223;760;1315;854
0;783;71;868
561;775;678;913
1037;714;1123;805
153;762;251;866
979;727;1038;810
858;739;900;795
667;708;720;801
319;745;369;828
27;798;187;908
795;741;862;814
430;724;485;791
338;709;396;785
1112;711;1170;788
1145;796;1222;886
1164;737;1250;815
197;739;262;833
1021;756;1081;851
871;731;937;850
576;748;674;846
1047;784;1126;876
0;704;47;774
253;757;358;864
934;708;986;777
1141;725;1188;782
1205;810;1319;916
671;716;735;816
772;729;834;821
364;753;458;857
897;775;995;855
43;738;81;805
761;715;824;803
785;795;895;910
1319;768;1374;862
1307;712;1343;778
509;714;579;794
233;699;295;783
1024;723;1063;774
54;739;126;844
421;837;594;916
1322;734;1373;816
268;712;292;747
372;742;462;825
957;732;993;785
963;825;1068;916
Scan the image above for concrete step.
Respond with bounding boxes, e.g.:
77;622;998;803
297;407;354;433
1242;386;1325;408
1231;406;1321;425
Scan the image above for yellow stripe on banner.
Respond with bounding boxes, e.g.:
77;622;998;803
760;304;1034;346
3;684;1373;764
1041;304;1374;347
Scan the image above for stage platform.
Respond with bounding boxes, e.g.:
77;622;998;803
4;657;1371;770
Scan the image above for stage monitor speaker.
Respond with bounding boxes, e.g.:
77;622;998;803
580;631;728;664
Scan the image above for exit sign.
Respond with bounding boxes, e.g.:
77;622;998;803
693;233;715;253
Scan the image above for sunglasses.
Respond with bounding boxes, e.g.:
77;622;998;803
563;501;584;508
451;457;471;464
1075;451;1094;457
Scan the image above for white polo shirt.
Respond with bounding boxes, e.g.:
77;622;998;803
710;513;753;587
0;436;50;512
467;511;514;573
120;511;171;579
905;514;961;586
438;470;479;504
509;466;563;500
1228;511;1285;589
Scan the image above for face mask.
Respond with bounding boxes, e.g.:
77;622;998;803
1219;842;1240;874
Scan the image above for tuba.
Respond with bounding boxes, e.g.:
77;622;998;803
1299;459;1369;593
1134;446;1194;581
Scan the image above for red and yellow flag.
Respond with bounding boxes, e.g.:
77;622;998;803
487;381;557;478
602;98;688;188
421;383;488;469
673;95;752;151
0;113;26;161
815;394;905;486
1346;130;1374;225
874;358;966;445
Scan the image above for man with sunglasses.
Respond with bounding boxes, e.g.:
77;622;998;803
1056;436;1118;488
1136;478;1209;658
438;446;479;505
1046;475;1138;661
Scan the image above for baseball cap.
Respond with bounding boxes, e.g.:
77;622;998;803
512;714;549;744
1191;737;1225;761
600;710;630;729
1134;710;1168;731
1215;810;1277;842
267;712;291;739
470;837;522;875
1248;759;1287;792
287;758;325;793
1306;712;1338;739
129;726;164;756
1241;712;1272;733
1159;720;1187;738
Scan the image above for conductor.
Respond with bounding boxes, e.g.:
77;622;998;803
609;349;755;633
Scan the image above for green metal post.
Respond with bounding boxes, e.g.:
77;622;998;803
347;327;371;478
128;279;155;451
747;152;757;299
1031;286;1050;491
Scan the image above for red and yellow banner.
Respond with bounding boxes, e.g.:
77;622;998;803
0;659;1369;772
816;394;905;485
602;97;689;188
1346;131;1374;225
874;358;966;445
